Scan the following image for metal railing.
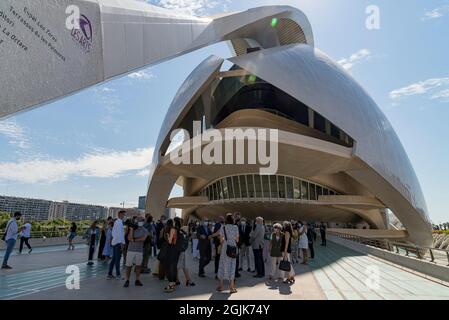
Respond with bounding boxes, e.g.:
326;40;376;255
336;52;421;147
0;229;89;239
328;230;449;266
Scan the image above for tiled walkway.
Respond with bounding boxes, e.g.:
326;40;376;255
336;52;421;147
1;240;449;300
310;242;449;300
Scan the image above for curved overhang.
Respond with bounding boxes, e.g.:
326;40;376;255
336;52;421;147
0;1;313;119
228;44;432;245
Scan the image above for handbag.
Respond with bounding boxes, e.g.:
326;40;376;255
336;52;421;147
279;257;291;272
223;226;238;259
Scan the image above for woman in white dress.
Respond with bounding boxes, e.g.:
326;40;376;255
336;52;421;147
298;222;309;265
217;213;239;294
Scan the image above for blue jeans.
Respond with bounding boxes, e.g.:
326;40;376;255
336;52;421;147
108;244;122;276
2;239;16;267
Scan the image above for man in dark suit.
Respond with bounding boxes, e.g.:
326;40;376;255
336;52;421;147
197;218;212;277
212;216;224;279
238;218;254;272
320;222;327;246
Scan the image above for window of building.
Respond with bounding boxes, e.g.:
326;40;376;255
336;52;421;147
227;177;234;198
286;177;294;199
247;175;255;198
314;112;326;133
309;184;317;201
212;183;218;200
262;175;270;198
240;176;248;198
301;181;309;200
222;178;229;199
293;178;301;199
323;188;329;196
254;175;262;198
233;176;241;198
316;186;323;199
278;176;286;199
217;180;223;200
330;123;340;139
270;175;278;199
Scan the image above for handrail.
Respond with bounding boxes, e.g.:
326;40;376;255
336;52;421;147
0;229;89;239
328;230;449;267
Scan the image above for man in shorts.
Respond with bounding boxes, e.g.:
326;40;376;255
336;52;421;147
124;216;149;288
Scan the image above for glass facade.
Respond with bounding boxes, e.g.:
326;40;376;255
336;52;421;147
200;174;339;202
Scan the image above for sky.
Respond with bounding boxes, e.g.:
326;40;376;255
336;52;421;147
0;0;448;223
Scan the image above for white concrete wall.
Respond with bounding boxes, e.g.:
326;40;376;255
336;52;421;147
329;235;449;284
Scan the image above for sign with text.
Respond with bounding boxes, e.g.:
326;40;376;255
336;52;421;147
0;0;103;117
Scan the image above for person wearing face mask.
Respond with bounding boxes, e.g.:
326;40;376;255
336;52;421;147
238;218;254;273
250;217;266;278
2;211;23;269
197;218;212;277
123;216;149;288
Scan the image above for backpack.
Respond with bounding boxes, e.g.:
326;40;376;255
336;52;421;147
2;220;12;242
176;230;189;252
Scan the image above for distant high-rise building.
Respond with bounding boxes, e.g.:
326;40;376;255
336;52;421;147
138;196;146;210
0;195;51;221
0;195;108;221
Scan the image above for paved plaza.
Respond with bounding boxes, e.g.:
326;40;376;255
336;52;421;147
1;241;449;300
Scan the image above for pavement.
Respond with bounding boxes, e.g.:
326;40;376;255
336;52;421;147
1;240;449;300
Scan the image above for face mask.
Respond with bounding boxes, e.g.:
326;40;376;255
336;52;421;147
138;222;144;227
241;221;246;225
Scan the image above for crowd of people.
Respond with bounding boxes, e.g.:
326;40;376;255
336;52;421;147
2;210;328;295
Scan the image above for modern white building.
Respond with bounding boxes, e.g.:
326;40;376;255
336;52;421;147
0;1;433;247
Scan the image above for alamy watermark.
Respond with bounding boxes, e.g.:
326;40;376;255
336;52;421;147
65;265;80;290
366;5;380;30
169;121;279;175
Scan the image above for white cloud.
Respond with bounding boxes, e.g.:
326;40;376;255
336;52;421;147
389;77;449;101
338;49;372;71
0;120;30;149
127;70;155;80
0;147;154;184
422;4;449;20
144;0;229;16
136;168;150;176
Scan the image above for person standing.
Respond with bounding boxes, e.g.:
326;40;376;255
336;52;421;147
85;221;100;266
212;216;224;279
281;221;295;284
102;220;114;262
238;218;254;272
320;222;327;246
2;212;22;269
197;218;212;277
217;214;239;294
298;222;309;265
268;223;283;280
250;217;265;278
161;219;180;293
124;216;148;287
291;223;299;263
19;220;32;254
107;210;126;279
153;215;166;277
306;223;315;259
142;214;155;274
191;222;200;260
97;226;107;261
176;219;196;287
67;222;77;250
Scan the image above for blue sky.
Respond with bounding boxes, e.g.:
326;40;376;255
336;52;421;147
0;0;448;223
